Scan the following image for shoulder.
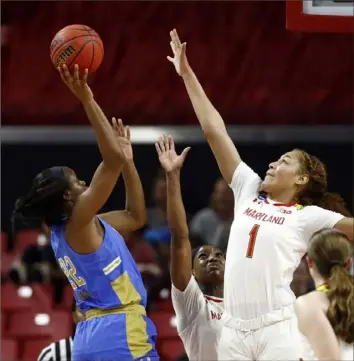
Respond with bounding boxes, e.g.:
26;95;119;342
295;291;327;317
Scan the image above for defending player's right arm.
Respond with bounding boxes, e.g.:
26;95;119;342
59;65;124;229
155;134;191;291
167;29;241;184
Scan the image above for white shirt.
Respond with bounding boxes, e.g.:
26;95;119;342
224;162;344;320
172;276;224;361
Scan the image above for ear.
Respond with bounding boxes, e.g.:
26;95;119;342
295;174;309;186
63;189;72;201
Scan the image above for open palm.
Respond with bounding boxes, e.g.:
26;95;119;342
167;29;190;77
155;134;190;173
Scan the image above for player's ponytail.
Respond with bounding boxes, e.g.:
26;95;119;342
327;263;354;344
11;167;69;236
308;228;354;344
295;149;351;216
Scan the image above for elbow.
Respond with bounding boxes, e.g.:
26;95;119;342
203;124;227;140
131;211;147;231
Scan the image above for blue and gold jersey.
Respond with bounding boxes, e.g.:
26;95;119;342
50;217;147;313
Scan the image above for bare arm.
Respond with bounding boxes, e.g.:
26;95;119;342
155;134;192;291
295;297;341;361
168;30;241;184
334;217;353;241
59;65;123;230
99;160;147;232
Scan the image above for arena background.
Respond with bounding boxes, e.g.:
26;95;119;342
1;1;353;361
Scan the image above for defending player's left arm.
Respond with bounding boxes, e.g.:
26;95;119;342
99;126;147;233
295;297;341;361
334;217;353;241
155;134;191;291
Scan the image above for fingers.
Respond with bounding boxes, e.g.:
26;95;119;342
155;142;162;156
112;117;118;132
163;133;169;150
74;64;80;83
166;56;174;63
181;147;191;160
58;64;89;84
170;29;182;49
168;135;175;150
61;64;73;84
126;126;131;141
158;135;166;153
181;42;187;56
118;118;125;137
82;68;89;84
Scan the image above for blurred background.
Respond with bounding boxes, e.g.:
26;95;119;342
1;1;353;361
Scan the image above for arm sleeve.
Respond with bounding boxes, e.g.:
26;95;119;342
299;206;345;244
229;162;262;212
171;276;205;332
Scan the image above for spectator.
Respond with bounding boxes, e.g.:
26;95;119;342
189;178;234;252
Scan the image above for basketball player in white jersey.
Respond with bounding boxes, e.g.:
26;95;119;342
167;29;354;360
155;134;224;361
295;228;354;361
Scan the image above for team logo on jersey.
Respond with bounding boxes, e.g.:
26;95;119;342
278;207;292;214
77;289;91;301
295;204;303;210
257;193;267;201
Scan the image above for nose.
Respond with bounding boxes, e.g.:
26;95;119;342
269;161;277;169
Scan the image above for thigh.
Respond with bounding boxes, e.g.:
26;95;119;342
257;318;302;361
217;326;253;361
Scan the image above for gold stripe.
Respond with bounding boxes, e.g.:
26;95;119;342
103;256;121;275
126;312;152;358
85;304;146;321
111;271;142;305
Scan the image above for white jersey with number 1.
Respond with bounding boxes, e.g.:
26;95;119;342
172;276;224;361
223;162;344;322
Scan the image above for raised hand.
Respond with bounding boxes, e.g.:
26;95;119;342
58;64;93;104
155;134;190;173
112;117;133;162
167;29;190;77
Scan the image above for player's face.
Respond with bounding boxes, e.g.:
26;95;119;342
64;167;88;201
193;246;225;284
261;150;308;194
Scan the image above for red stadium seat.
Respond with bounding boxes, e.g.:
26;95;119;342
149;312;178;339
8;310;72;340
1;231;8;252
1;252;16;279
159;339;185;361
22;339;53;361
154;298;174;312
1;283;52;312
1;339;19;361
15;229;40;253
2;312;8;335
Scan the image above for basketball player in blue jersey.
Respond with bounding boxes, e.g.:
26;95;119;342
12;64;159;361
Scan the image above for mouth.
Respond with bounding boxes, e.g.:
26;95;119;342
207;263;222;271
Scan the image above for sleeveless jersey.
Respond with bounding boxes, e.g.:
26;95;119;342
51;217;147;313
300;283;353;361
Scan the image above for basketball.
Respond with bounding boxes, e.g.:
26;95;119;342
50;24;104;75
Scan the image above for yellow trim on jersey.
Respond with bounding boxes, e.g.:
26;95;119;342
126;311;152;358
111;271;142;305
316;283;329;293
85;303;146;320
103;256;122;275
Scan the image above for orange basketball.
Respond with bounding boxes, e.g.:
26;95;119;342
50;24;104;75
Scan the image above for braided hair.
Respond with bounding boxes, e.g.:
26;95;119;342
12;167;70;232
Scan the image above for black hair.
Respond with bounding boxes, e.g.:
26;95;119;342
11;167;69;233
72;297;76;312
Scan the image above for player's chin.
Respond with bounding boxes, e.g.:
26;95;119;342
207;268;224;279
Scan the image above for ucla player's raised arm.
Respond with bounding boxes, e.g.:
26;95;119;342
167;29;241;184
99;142;147;233
59;65;125;229
155;134;192;291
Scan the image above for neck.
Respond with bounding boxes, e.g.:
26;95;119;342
266;189;297;204
201;282;224;298
313;274;327;288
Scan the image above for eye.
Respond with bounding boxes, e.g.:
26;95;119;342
198;254;207;260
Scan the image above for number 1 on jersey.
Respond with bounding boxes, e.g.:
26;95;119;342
247;224;260;258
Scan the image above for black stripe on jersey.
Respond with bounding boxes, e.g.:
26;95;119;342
65;338;71;360
55;341;60;361
38;349;51;361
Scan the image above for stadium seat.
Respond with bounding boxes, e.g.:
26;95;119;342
8;310;72;340
1;231;8;252
0;252;16;279
15;229;40;253
154;298;174;312
2;312;7;335
1;339;19;361
149;312;178;339
1;283;52;312
159;339;185;361
22;339;53;361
